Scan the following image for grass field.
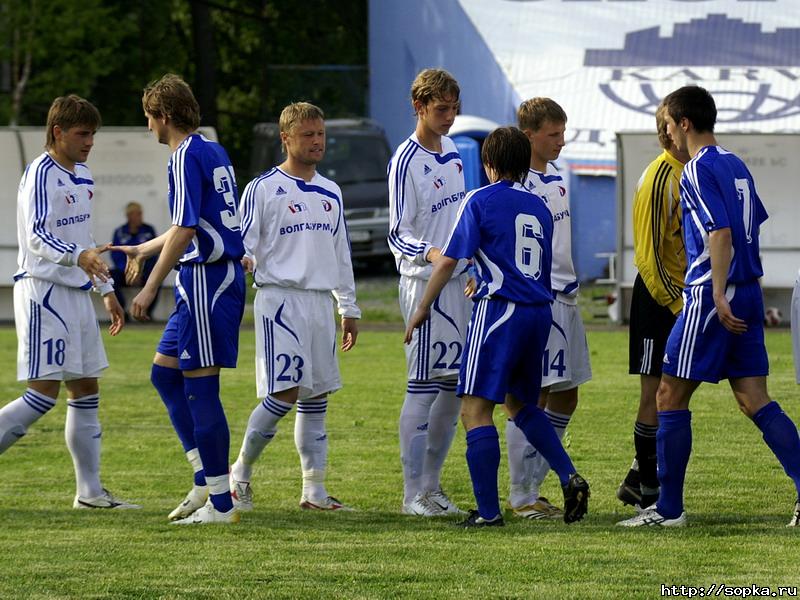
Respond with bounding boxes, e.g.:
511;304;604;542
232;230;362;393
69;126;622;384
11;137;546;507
1;323;800;599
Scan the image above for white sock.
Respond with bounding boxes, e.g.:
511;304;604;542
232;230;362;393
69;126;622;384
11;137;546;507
0;389;56;453
421;383;460;492
232;395;292;482
295;398;329;502
186;448;207;490
529;408;572;498
399;381;438;504
65;395;103;499
506;419;537;508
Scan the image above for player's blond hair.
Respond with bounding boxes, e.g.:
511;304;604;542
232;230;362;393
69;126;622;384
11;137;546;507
410;69;460;112
517;97;567;132
656;103;671;150
279;102;325;135
45;95;101;149
142;74;201;133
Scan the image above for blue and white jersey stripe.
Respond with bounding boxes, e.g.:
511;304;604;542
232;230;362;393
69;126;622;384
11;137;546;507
387;133;466;280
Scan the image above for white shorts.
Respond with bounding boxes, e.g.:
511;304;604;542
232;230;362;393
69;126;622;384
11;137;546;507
254;286;341;401
541;297;592;391
399;273;471;381
791;277;800;384
14;278;108;382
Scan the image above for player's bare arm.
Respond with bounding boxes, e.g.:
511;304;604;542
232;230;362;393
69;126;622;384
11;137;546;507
130;225;195;321
404;255;458;343
709;227;747;334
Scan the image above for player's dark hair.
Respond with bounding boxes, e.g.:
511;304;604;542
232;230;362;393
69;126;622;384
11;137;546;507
410;69;460;112
45;95;101;149
481;127;531;184
663;85;716;134
517;97;567;132
142;74;201;133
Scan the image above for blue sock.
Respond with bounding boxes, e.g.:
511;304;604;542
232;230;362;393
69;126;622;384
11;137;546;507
151;365;196;451
465;425;501;520
184;375;232;513
513;403;575;485
655;410;692;519
753;401;800;498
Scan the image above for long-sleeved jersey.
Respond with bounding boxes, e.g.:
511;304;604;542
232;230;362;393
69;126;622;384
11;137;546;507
239;167;360;318
525;163;578;304
387;133;466;279
15;152;112;295
632;149;686;315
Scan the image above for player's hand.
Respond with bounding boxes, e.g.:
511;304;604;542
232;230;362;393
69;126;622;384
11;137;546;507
78;245;111;282
426;247;442;263
109;245;145;285
341;317;358;352
714;294;747;334
404;306;430;344
131;287;156;322
464;277;477;297
242;256;254;274
103;293;125;336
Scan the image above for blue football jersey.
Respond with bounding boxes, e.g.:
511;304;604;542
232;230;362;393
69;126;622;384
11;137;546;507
168;133;245;263
680;146;768;286
442;180;553;305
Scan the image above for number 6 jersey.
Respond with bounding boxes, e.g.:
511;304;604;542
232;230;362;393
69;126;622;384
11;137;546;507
168;133;245;264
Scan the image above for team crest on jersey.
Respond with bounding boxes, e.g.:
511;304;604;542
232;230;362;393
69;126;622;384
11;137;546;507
276;186;287;196
433;176;446;189
423;164;432;175
65;193;78;205
557;185;566;197
456;162;463;174
321;199;332;212
288;201;308;214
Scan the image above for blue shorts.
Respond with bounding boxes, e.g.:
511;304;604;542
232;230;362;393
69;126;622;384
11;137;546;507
157;260;245;370
457;297;552;404
663;281;768;383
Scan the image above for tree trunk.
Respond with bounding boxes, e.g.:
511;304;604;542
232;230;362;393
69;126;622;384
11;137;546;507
189;0;218;128
9;0;35;127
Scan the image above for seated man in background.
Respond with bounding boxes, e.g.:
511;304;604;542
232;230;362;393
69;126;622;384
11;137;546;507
110;202;158;319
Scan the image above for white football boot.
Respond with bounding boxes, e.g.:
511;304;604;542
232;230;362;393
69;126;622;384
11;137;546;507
74;488;141;510
171;500;240;525
168;486;208;521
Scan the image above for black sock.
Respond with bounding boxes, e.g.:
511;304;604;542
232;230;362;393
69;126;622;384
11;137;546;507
634;421;659;491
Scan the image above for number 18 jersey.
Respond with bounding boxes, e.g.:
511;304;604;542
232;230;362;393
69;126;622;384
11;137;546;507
168;133;244;264
443;180;553;305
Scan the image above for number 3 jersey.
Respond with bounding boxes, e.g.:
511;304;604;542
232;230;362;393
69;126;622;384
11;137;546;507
680;146;768;286
15;153;111;293
239;167;360;318
168;133;244;264
443;180;553;305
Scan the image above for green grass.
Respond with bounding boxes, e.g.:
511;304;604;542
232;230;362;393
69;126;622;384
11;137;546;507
1;324;800;599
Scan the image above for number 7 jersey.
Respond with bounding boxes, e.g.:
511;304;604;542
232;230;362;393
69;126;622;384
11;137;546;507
168;133;244;264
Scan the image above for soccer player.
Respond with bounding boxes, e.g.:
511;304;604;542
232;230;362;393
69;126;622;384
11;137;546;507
405;126;590;528
113;74;246;524
228;102;360;512
617;103;689;512
619;86;800;528
503;98;592;520
0;95;138;509
388;68;469;516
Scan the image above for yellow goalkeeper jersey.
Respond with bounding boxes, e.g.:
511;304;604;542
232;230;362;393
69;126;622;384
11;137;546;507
632;150;686;315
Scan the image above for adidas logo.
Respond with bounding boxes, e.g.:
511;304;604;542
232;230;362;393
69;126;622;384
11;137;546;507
276;186;287;195
663;354;669;364
57;178;65;187
423;164;431;175
416;423;429;431
180;350;192;360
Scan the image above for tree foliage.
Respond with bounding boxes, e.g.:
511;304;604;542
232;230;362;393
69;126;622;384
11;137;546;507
0;0;367;170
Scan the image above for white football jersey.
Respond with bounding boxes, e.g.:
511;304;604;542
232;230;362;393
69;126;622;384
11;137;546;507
387;134;467;279
15;153;112;294
239;167;360;318
525;163;578;303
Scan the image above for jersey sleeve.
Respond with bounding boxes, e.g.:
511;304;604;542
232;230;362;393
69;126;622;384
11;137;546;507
688;161;729;232
387;154;431;266
238;178;263;267
442;193;481;260
170;148;204;228
331;215;361;319
24;165;84;267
